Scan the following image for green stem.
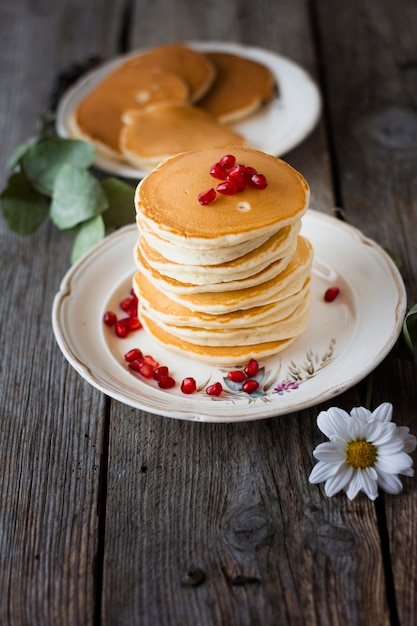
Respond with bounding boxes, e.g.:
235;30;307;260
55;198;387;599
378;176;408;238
364;372;374;410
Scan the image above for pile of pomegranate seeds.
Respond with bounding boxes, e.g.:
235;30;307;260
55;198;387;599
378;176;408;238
103;289;142;338
324;287;340;302
198;154;268;205
226;357;260;394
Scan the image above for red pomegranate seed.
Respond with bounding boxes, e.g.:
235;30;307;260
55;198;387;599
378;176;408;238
124;348;143;362
218;154;236;169
136;362;154;378
115;319;129;338
206;382;223;396
250;173;268;189
126;316;142;331
210;163;228;180
181;377;197;394
143;354;159;370
128;360;142;373
228;164;246;178
226;173;245;192
103;311;117;327
120;296;136;312
227;370;247;383
217;180;238;195
153;365;169;380
242;166;257;178
157;375;176;389
242;379;259;394
245;358;259;378
324;287;340;302
198;187;217;205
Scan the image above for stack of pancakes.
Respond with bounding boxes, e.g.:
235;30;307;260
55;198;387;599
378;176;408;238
69;43;276;170
132;147;313;366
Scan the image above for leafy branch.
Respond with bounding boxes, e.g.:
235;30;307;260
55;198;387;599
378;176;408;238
0;116;135;264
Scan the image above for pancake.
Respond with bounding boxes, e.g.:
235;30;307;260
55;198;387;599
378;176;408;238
120;104;246;170
70;66;189;160
136;147;310;248
133;270;311;329
197;52;276;123
139;311;297;366
137;221;299;284
122;44;216;103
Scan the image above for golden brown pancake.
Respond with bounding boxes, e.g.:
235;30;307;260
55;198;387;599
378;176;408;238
136;147;309;246
70;66;189;160
197;52;276;123
120;104;246;170
122;44;216;103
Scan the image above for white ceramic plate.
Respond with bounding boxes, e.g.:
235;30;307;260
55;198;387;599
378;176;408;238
52;210;406;422
56;41;322;179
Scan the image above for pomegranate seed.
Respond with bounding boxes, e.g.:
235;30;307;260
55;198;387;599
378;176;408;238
217;180;238;195
120;296;136;312
250;173;268;189
228;164;246;178
210;163;228;179
181;377;197;394
227;370;247;383
324;287;340;302
198;187;217;205
227;173;245;192
153;366;169;380
128;360;142;373
206;382;223;396
103;311;117;327
127;316;142;331
218;154;236;169
124;348;143;362
245;358;259;378
157;375;176;389
143;354;159;370
115;319;129;338
242;166;257;178
242;379;259;394
137;362;154;378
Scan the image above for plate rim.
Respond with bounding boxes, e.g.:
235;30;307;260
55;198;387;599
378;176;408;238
52;209;407;422
55;40;322;179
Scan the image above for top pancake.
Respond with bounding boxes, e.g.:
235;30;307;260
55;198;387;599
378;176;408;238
136;147;310;247
197;52;276;123
121;44;216;103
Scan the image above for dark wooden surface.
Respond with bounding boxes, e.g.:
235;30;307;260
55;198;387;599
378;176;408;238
1;1;416;624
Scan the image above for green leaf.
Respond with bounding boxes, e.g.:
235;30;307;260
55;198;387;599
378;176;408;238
0;171;49;234
7;136;38;171
402;304;417;359
101;177;135;228
71;214;105;264
50;164;108;230
22;136;96;196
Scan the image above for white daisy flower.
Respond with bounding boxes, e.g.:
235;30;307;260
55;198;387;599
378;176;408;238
309;402;416;500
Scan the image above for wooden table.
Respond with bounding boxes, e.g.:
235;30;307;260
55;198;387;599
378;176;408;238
1;1;416;624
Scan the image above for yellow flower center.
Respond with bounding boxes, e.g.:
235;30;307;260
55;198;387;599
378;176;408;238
345;439;377;469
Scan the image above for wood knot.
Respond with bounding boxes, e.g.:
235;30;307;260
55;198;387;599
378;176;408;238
223;505;276;552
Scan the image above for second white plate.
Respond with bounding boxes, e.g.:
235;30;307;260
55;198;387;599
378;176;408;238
56;41;322;179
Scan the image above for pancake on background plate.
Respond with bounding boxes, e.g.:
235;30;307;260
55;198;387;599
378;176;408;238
132;147;313;366
120;103;246;171
197;51;277;123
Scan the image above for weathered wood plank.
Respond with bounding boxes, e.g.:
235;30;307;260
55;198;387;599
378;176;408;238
315;1;417;624
0;0;127;623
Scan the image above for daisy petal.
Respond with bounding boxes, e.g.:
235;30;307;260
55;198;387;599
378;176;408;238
370;402;393;423
313;441;345;463
317;407;352;439
396;427;417;453
375;452;413;474
350;406;371;422
345;472;363;500
377;438;406;456
368;422;396;445
324;465;354;497
377;471;403;495
359;469;379;500
309;460;341;484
